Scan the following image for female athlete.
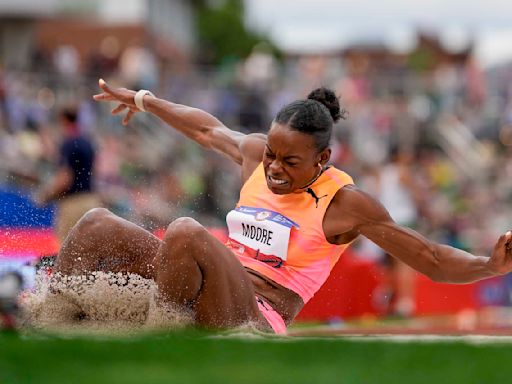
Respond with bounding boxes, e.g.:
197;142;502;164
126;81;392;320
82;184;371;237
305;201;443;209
52;79;512;334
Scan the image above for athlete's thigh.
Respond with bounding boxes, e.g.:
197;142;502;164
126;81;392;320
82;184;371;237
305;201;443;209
56;208;161;279
155;218;265;328
153;219;261;328
191;232;262;328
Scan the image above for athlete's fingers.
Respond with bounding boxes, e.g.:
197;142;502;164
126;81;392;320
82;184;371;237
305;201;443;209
98;78;111;93
122;109;136;125
497;231;511;245
96;78;137;107
95;78;121;101
494;231;512;259
111;104;128;115
93;93;116;101
505;231;512;253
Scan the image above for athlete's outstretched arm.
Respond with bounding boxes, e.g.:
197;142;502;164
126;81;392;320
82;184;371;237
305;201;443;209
93;79;263;165
333;185;512;283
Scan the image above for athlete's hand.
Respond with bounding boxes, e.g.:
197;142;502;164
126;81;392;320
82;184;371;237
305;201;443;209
488;230;512;275
93;79;139;125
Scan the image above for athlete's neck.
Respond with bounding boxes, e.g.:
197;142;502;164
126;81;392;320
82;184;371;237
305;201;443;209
299;166;326;190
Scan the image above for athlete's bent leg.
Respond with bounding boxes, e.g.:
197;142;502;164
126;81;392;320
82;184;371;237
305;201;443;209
54;208;161;279
154;217;263;329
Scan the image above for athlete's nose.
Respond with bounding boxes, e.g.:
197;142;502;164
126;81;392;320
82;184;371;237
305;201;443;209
268;159;284;175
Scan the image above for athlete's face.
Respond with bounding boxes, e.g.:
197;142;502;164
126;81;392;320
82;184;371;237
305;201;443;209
263;122;330;195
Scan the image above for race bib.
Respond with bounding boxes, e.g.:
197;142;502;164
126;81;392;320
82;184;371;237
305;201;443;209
226;206;299;261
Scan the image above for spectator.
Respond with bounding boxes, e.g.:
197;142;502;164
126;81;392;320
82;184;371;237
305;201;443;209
34;106;101;245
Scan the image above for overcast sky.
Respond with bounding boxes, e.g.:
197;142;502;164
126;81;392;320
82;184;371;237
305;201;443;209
244;0;512;68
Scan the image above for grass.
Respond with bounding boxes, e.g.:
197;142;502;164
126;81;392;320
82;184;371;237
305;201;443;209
2;328;512;384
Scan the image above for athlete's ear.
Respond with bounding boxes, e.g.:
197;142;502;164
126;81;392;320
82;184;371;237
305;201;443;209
318;148;331;166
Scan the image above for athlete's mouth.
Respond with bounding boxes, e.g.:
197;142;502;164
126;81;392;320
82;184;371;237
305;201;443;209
267;175;288;186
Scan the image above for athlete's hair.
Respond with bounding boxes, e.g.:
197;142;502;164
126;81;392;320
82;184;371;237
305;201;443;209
274;87;346;151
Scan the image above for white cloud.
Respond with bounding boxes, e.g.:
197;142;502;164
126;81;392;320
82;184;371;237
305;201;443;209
245;0;512;67
474;28;512;68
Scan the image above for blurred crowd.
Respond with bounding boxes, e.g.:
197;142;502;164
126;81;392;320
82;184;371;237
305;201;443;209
2;43;512;263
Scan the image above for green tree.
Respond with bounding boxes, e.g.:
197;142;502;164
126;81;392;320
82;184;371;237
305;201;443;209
196;0;278;65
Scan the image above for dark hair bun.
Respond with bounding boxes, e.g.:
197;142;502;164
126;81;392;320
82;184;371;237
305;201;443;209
307;87;342;123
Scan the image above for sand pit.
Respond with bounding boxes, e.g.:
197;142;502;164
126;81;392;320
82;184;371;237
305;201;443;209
20;271;194;335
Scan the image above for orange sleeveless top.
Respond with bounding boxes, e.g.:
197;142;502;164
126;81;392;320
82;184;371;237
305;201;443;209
225;163;354;303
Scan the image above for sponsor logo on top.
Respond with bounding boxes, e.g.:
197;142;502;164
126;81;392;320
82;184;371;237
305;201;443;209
255;211;272;221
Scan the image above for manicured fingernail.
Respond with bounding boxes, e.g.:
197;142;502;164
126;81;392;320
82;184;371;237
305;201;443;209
507;231;511;237
99;78;105;85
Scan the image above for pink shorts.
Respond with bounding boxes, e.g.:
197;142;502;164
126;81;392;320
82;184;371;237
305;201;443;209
256;296;287;335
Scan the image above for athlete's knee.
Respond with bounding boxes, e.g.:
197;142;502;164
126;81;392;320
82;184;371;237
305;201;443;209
159;217;209;258
165;217;206;242
73;208;117;236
